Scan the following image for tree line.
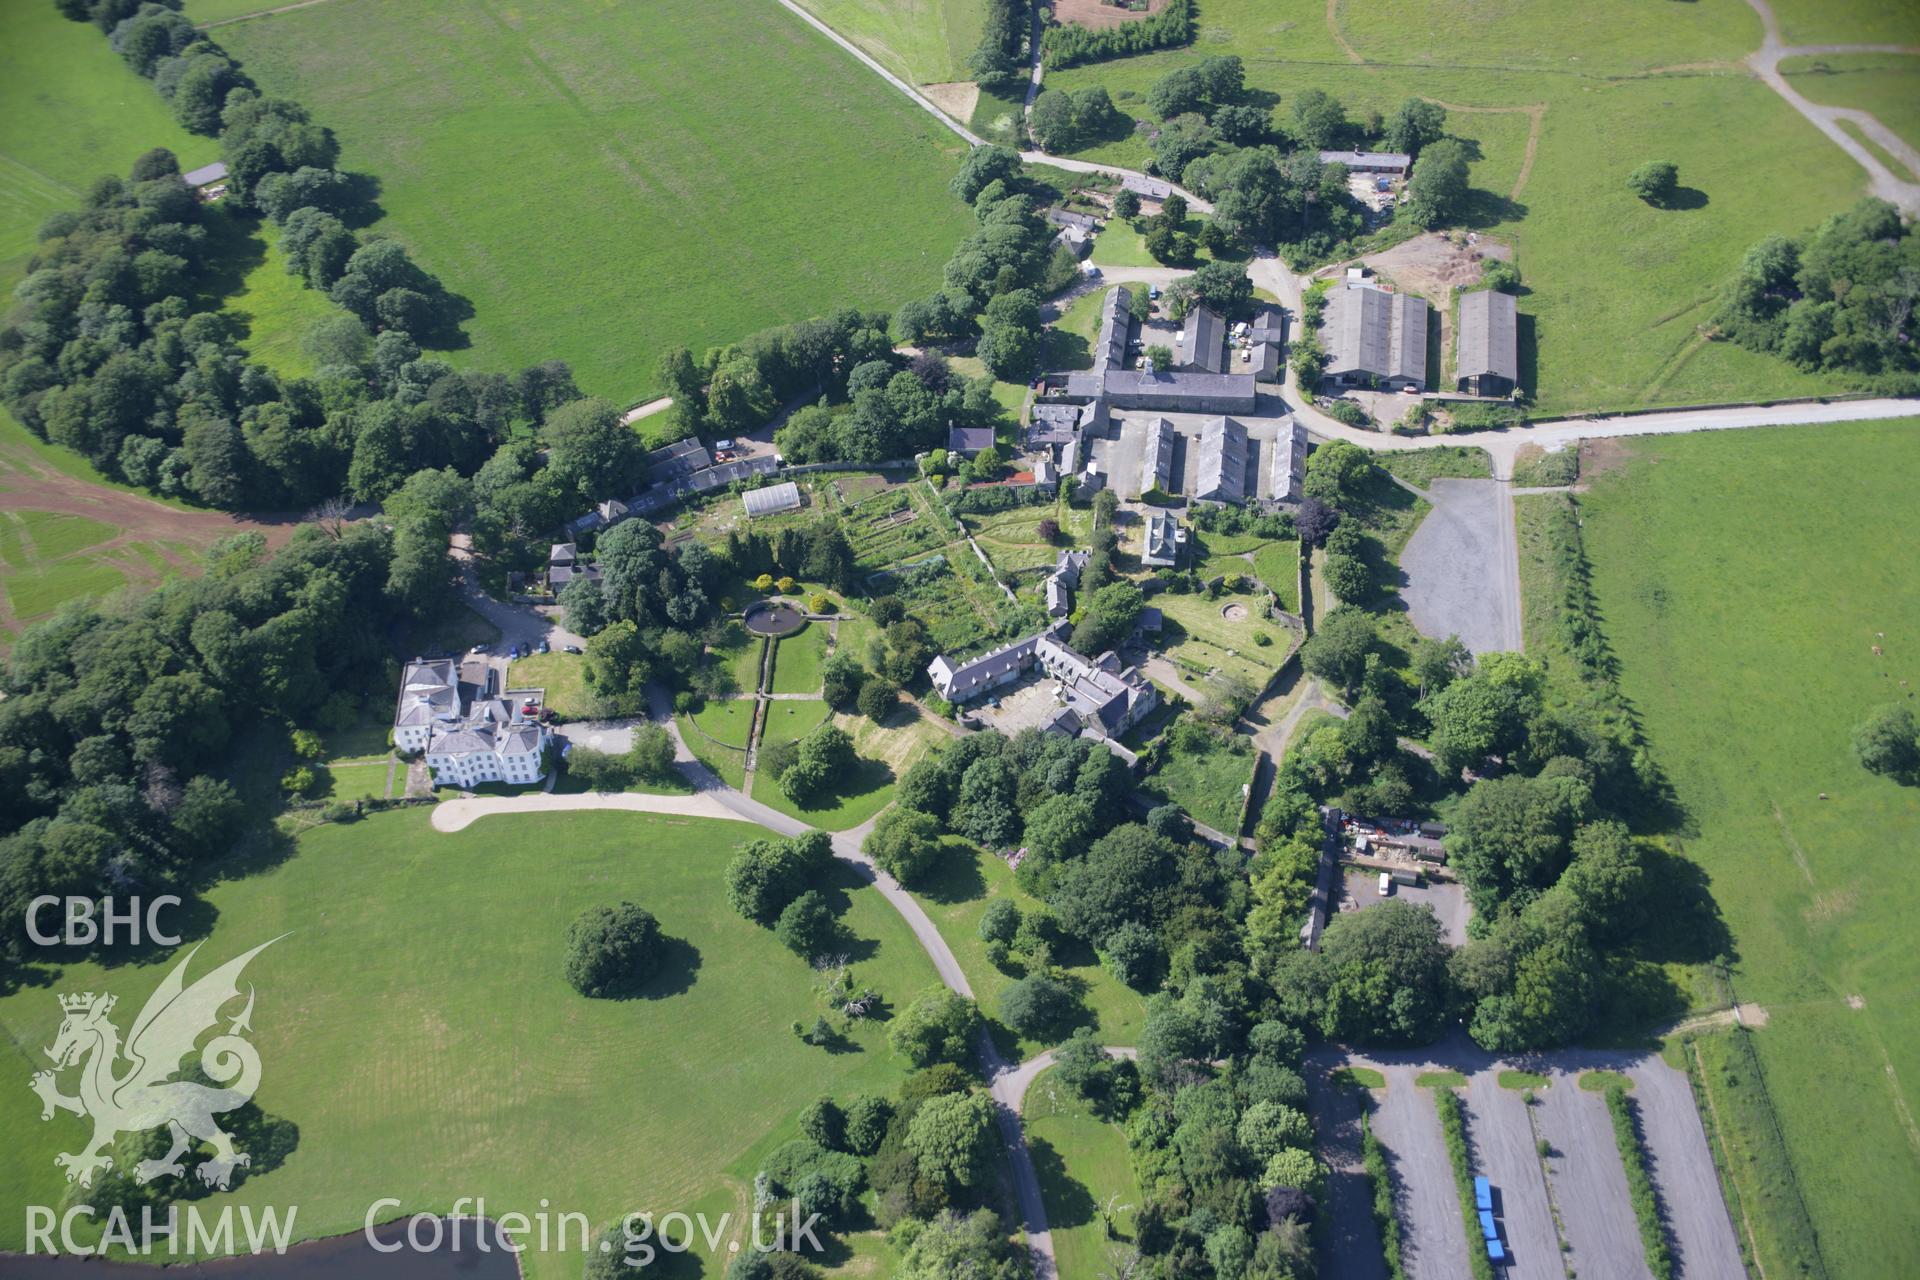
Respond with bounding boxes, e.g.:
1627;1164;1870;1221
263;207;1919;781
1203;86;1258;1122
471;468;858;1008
1041;0;1195;70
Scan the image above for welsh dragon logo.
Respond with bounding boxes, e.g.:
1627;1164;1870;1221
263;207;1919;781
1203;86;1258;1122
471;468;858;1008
30;938;283;1191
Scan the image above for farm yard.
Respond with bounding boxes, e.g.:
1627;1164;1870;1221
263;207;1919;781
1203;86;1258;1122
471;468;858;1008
212;0;975;403
1034;0;1875;414
0;808;940;1277
1578;420;1920;1280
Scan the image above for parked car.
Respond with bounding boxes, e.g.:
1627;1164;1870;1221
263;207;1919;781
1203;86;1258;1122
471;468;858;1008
469;643;490;654
536;639;550;654
563;644;583;655
508;643;522;659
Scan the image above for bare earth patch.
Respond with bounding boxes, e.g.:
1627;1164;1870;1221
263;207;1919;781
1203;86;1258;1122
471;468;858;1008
1220;603;1249;621
1055;0;1168;31
921;81;979;123
1362;229;1513;302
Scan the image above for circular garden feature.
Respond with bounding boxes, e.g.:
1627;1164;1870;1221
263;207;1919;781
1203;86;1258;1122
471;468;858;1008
743;601;807;637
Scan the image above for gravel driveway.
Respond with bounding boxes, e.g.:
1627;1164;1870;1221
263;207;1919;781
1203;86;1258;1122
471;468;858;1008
1369;1072;1471;1280
1396;479;1522;654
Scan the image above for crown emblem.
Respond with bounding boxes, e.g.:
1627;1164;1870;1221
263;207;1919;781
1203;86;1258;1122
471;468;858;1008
59;992;109;1014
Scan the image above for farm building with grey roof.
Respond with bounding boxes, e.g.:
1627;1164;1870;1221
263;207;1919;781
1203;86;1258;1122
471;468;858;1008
1322;283;1428;392
1455;289;1519;397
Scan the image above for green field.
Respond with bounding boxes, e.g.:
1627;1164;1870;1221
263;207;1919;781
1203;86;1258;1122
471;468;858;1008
212;0;973;404
915;840;1148;1059
1038;0;1872;414
1024;1065;1142;1280
787;0;984;84
1781;53;1920;161
1767;0;1920;46
1578;421;1920;1279
0;808;940;1276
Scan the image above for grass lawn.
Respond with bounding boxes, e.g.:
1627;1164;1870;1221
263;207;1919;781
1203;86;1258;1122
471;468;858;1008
1378;446;1494;487
770;623;830;696
1577;1070;1634;1093
1332;1066;1387;1091
785;0;983;84
224;217;344;380
1498;1070;1549;1091
215;0;974;403
0;807;939;1275
680;699;755;790
1024;1065;1142;1280
316;759;392;802
913;840;1148;1059
1039;0;1871;414
1143;722;1257;835
1781;53;1920;158
1417;1070;1470;1089
506;652;594;719
1578;420;1920;1280
749;699;898;830
1151;588;1296;689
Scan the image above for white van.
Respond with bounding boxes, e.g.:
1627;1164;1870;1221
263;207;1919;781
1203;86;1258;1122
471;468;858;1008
1377;872;1392;896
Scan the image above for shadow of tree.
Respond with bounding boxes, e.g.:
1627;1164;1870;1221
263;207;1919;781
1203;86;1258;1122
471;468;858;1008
1027;1133;1099;1229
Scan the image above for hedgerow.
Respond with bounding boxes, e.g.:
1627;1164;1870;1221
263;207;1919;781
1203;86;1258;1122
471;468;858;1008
1433;1089;1496;1280
1606;1084;1676;1280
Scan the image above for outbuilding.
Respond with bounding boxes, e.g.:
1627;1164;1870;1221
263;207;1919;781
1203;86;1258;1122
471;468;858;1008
742;481;802;518
1455;289;1519;397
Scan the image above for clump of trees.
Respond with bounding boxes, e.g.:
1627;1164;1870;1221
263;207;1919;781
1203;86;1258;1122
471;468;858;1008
1041;0;1194;68
564;902;664;997
565;725;678;791
1027;85;1121;153
1718;198;1919;390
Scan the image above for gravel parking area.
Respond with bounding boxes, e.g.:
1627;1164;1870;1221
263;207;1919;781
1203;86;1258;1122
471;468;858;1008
1369;1071;1471;1280
1627;1059;1746;1280
1461;1073;1562;1280
1534;1076;1646;1280
1398;478;1521;654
